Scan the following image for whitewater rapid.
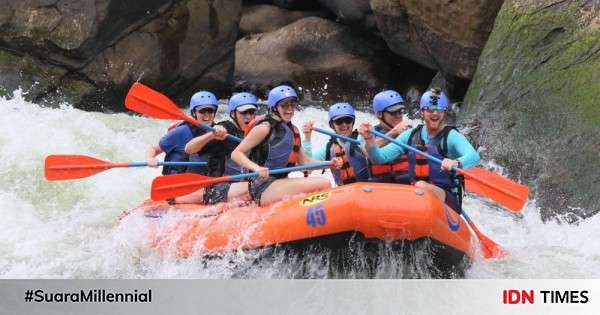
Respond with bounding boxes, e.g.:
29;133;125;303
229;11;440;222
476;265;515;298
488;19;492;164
1;91;598;278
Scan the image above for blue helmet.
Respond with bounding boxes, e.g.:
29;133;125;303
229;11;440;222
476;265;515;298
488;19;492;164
420;88;449;110
189;91;218;114
372;90;404;113
328;102;355;122
267;85;298;109
228;92;258;115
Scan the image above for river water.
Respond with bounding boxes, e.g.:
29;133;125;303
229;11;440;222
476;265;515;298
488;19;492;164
1;90;598;278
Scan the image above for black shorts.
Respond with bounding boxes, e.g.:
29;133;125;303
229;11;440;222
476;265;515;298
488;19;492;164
248;176;277;206
203;182;231;205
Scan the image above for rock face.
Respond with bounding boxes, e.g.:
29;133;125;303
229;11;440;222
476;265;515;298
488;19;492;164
460;0;600;222
0;0;241;111
370;0;504;79
234;16;400;105
239;4;328;36
318;0;376;30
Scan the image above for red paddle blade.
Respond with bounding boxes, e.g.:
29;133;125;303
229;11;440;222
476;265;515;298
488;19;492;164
125;82;189;121
151;173;230;201
462;167;529;212
467;220;508;259
45;154;112;181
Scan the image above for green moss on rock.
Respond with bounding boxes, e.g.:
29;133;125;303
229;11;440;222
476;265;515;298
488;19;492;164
460;1;600;221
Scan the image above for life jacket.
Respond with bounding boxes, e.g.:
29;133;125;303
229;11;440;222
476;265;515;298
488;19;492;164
247;115;301;179
324;131;370;186
369;124;410;184
205;120;244;177
162;121;209;175
407;125;464;202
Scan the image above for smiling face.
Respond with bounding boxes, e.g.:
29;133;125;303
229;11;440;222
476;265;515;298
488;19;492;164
381;108;404;127
421;107;446;134
274;98;297;122
332;116;354;137
233;107;257;129
194;107;216;125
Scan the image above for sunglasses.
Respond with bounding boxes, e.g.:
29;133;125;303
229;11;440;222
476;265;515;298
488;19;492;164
238;109;257;116
196;108;216;115
332;117;354;126
423;106;446;113
277;100;298;110
385;108;405;116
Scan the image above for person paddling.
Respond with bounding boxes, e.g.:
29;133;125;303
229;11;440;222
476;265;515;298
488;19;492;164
359;88;480;213
183;92;259;205
302;103;370;186
368;90;411;184
231;85;342;206
145;91;218;203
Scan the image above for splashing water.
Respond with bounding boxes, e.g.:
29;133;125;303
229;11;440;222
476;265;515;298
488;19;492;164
1;91;598;278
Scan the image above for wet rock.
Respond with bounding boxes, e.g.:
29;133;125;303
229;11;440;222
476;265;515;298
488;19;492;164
0;0;242;111
459;0;600;222
240;4;329;36
370;0;504;79
234;16;401;105
318;0;376;30
270;0;321;10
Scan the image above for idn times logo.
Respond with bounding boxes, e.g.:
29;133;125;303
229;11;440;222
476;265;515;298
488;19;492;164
502;289;589;304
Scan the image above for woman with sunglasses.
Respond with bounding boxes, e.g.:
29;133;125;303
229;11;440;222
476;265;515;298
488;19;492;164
182;92;259;205
231;85;341;206
368;90;411;184
302;103;370;186
145;91;219;203
359;88;480;213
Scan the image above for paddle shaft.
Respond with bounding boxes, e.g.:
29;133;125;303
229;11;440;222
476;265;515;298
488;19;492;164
48;161;206;170
370;129;523;201
313;127;360;144
195;123;243;143
228;162;332;181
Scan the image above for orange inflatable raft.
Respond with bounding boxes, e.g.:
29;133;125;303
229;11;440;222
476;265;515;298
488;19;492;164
127;182;475;276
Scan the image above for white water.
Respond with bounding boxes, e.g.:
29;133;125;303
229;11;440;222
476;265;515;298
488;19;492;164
1;91;598;278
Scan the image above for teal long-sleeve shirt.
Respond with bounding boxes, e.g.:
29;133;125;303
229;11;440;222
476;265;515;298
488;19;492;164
302;140;327;160
366;126;480;169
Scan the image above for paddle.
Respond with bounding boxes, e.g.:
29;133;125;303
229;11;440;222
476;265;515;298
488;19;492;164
312;127;361;144
369;129;528;212
124;82;243;143
44;154;207;181
461;210;507;259
312;127;520;202
151;162;333;200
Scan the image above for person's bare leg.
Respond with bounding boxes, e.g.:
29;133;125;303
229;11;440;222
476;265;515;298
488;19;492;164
415;180;446;202
227;182;251;202
173;188;205;204
259;177;331;206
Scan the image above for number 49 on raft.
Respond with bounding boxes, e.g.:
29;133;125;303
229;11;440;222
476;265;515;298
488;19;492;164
306;205;326;227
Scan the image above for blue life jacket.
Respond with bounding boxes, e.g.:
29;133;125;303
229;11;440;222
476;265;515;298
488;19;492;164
249;115;300;179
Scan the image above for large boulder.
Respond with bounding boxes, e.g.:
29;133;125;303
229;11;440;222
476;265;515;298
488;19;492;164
370;0;504;79
234;16;402;105
459;0;600;222
318;0;375;30
239;4;328;36
0;0;241;111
